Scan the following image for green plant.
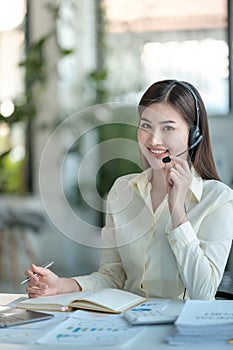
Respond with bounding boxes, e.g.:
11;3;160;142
0;1;74;193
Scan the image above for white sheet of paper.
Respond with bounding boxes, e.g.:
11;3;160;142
37;310;146;346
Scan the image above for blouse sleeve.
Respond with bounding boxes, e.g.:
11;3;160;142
166;200;233;300
73;210;127;292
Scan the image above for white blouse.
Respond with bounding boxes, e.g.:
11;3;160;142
74;168;233;300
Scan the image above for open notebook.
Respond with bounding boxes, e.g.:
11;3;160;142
17;288;147;313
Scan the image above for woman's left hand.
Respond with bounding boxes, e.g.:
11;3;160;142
165;156;192;228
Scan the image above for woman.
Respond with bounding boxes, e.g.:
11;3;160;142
25;80;233;300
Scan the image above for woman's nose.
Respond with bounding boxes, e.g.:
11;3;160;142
147;130;162;145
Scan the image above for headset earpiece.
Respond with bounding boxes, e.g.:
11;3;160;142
162;80;203;163
176;81;203;151
188;125;201;149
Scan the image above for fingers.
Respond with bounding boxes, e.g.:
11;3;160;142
23;263;60;298
24;264;49;289
165;156;190;174
26;274;48;298
26;285;48;298
31;264;49;276
24;264;39;277
24;264;50;279
167;155;189;168
165;156;192;187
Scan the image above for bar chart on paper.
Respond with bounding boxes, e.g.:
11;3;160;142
37;310;145;346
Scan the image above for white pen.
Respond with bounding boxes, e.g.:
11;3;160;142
20;261;54;285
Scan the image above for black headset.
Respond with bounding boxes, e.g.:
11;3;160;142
175;81;203;150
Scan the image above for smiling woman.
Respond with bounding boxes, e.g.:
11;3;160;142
138;103;190;170
138;80;219;180
24;79;233;302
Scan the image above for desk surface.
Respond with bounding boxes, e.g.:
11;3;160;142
0;294;230;350
0;326;231;350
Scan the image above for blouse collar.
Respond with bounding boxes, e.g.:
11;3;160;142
130;167;203;202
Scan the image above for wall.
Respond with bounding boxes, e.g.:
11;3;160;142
209;116;233;186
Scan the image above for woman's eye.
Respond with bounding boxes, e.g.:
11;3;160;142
140;122;151;129
163;125;174;131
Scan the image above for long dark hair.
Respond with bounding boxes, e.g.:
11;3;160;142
138;79;220;181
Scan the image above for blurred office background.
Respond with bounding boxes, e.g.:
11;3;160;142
0;0;233;293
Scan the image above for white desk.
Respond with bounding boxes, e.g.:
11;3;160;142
0;294;231;350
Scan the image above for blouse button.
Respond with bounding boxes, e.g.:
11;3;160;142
170;238;177;246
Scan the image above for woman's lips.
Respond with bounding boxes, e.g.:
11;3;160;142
148;148;169;158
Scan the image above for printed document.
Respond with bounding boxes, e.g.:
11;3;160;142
37;309;146;346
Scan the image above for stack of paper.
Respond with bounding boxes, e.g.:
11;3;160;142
167;300;233;345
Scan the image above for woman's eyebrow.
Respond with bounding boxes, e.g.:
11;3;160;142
159;120;176;125
140;117;152;123
140;118;177;125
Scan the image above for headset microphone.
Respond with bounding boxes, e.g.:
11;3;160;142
162;134;203;163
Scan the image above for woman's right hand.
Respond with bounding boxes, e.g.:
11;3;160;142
24;264;81;298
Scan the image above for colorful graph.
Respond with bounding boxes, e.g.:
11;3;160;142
37;310;145;345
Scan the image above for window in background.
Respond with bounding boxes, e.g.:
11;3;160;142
103;0;229;116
